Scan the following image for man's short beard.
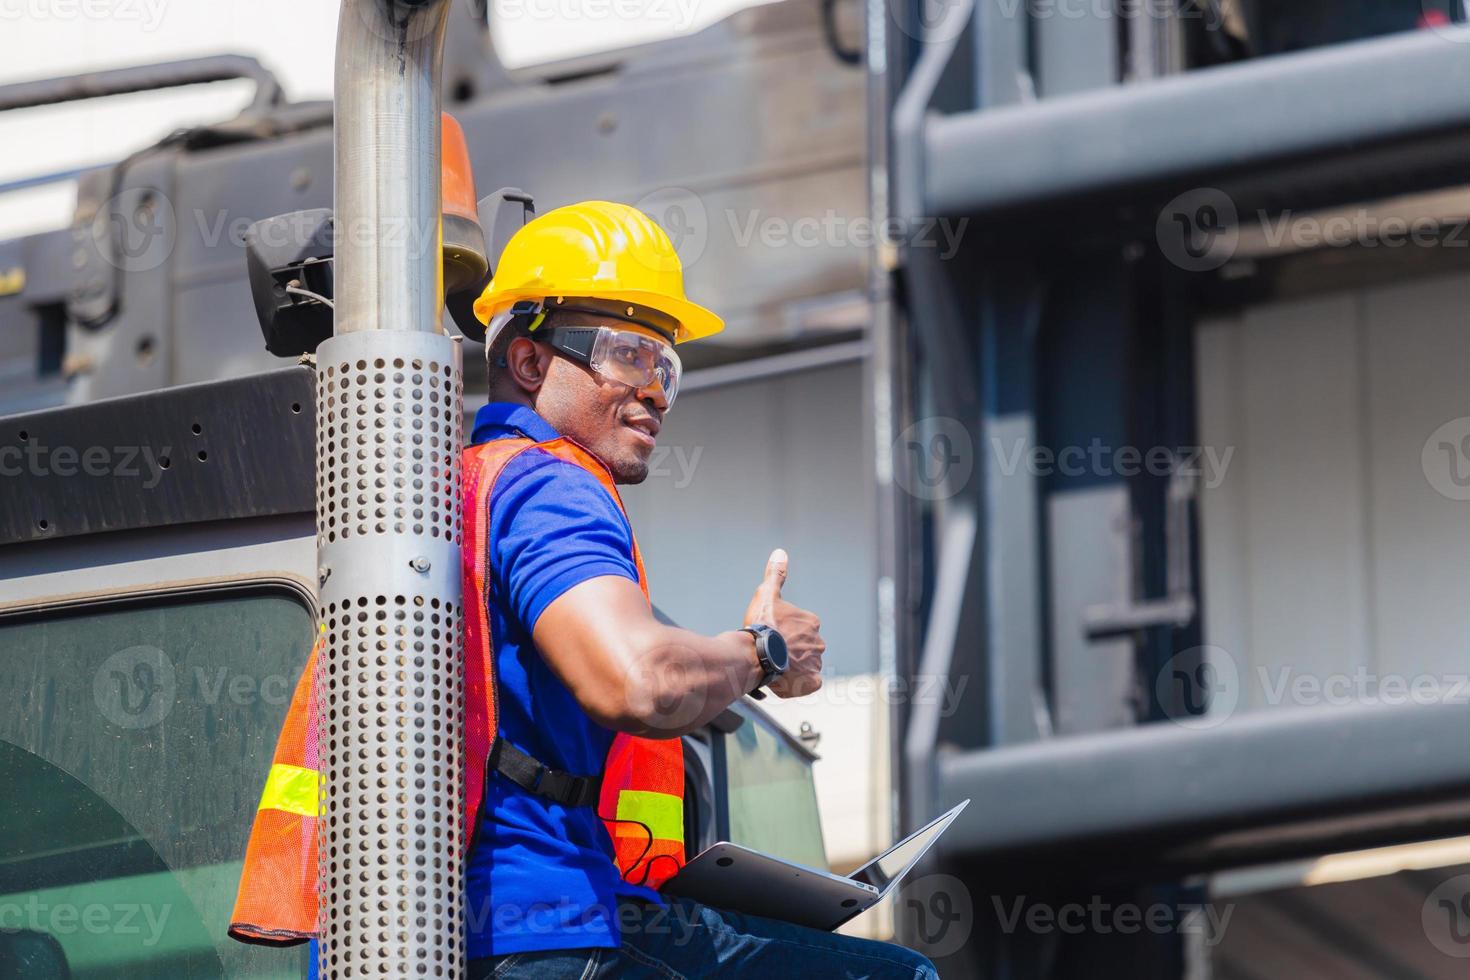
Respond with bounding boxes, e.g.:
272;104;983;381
610;456;650;485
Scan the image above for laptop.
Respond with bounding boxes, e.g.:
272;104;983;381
661;800;969;931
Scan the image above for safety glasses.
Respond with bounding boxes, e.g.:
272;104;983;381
542;324;683;408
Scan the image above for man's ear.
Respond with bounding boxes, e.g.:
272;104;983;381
504;335;551;394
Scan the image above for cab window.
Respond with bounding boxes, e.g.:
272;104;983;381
0;588;313;978
719;710;827;870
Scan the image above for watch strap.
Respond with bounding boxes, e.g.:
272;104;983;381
741;624;782;699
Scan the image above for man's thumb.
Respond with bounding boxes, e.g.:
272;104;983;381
760;548;789;598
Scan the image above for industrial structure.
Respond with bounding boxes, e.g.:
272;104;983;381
5;0;1470;976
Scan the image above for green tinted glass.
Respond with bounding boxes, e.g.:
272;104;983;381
0;590;314;978
721;714;827;870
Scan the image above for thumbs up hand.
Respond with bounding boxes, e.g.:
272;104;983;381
743;548;825;698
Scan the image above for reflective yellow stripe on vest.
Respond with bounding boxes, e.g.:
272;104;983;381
615;790;683;844
258;763;320;817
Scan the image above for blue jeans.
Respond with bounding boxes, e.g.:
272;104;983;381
466;897;939;979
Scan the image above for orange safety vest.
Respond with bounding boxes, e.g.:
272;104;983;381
230;435;685;945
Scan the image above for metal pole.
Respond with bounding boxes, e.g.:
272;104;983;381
333;0;451;337
317;1;463;977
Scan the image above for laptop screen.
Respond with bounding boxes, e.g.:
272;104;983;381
847;800;968;895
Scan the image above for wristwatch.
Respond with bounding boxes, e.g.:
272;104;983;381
740;624;789;700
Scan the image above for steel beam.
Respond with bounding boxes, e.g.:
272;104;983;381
924;26;1470;216
938;701;1470;871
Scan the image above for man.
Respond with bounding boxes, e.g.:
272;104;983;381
230;201;938;979
460;201;937;978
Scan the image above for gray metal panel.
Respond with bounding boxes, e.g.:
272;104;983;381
984;413;1044;743
1031;0;1116;96
937;701;1470;863
973;0;1030;107
923;27;1470;216
170;132;335;387
0;514;315;609
1361;273;1470;682
1046;485;1135;733
1199;271;1470;719
0;367;315;545
66;156;178;403
1196;294;1373;711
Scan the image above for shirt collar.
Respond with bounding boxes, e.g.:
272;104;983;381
471;402;561;445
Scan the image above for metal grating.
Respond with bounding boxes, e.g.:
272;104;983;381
314;329;465;978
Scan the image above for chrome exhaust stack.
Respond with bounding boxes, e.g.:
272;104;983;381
317;1;463;976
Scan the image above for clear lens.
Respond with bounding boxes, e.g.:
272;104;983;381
589;327;682;407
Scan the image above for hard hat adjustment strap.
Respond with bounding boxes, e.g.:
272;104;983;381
545;296;680;343
509;299;548;334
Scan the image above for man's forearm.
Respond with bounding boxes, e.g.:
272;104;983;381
618;623;761;738
533;575;770;737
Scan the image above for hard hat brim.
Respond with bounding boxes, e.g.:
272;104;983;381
474;286;724;345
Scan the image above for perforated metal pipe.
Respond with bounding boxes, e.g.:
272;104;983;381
318;1;462;976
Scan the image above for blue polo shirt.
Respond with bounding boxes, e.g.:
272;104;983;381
463;403;664;959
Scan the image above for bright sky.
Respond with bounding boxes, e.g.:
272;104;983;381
0;0;763;239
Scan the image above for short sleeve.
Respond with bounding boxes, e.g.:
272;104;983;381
488;448;640;632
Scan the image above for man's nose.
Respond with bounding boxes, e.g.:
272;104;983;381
637;378;669;412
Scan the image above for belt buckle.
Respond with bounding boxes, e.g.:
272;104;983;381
539;769;571;802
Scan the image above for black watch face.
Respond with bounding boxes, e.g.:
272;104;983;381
764;629;789;672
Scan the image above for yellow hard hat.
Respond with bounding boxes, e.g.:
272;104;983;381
472;200;723;344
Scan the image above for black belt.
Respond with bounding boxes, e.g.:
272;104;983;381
489;738;602;809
